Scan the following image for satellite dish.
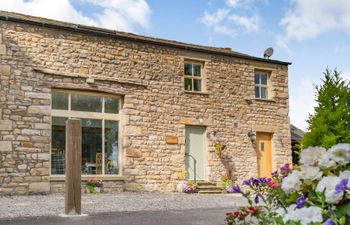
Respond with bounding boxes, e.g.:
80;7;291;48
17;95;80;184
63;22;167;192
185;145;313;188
263;47;274;59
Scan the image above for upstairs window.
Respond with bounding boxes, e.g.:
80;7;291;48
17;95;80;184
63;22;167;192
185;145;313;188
254;71;269;99
184;62;202;92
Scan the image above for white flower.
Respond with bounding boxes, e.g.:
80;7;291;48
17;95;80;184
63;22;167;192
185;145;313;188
300;146;326;166
283;204;298;222
339;170;350;179
283;206;323;225
329;143;350;165
318;151;336;169
316;176;343;204
281;171;302;193
298;206;323;225
300;165;323;181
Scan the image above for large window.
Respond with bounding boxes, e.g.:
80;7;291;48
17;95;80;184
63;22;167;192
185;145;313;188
254;71;269;99
51;90;120;175
184;62;203;92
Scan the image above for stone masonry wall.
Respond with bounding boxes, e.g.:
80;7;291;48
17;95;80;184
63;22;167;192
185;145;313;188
0;17;291;194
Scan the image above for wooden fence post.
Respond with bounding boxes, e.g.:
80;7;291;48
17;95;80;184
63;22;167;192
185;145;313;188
65;119;82;215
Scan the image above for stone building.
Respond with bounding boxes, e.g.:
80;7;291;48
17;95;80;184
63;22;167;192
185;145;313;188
0;11;292;194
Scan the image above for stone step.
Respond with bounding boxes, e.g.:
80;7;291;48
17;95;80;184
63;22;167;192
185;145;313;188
196;185;221;190
196;182;217;186
198;190;223;194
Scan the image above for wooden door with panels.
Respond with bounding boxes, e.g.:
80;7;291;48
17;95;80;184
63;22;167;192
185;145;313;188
256;132;272;178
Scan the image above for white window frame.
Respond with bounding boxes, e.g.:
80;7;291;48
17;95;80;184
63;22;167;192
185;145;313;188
50;89;122;176
184;61;204;92
254;71;270;99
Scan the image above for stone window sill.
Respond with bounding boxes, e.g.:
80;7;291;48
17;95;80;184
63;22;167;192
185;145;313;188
184;91;209;96
50;175;126;181
245;98;276;103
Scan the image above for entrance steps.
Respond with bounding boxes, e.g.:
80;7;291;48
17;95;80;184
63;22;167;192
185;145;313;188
196;181;222;194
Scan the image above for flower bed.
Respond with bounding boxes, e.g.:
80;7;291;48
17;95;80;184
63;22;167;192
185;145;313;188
226;143;350;225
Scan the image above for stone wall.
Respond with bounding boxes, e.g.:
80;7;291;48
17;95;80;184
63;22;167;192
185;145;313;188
0;15;291;194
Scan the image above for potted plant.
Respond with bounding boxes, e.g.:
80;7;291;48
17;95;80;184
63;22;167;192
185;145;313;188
183;179;195;193
86;178;103;193
220;175;237;193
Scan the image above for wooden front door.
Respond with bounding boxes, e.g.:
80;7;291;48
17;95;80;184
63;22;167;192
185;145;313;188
185;126;205;180
256;132;272;178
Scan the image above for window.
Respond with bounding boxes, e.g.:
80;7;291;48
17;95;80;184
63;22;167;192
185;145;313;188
184;62;203;92
51;90;120;176
254;71;269;99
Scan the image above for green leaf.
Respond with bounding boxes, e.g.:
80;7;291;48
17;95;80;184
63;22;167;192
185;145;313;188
339;216;346;225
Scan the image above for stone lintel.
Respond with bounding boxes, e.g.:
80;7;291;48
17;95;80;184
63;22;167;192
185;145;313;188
180;117;212;126
252;124;278;133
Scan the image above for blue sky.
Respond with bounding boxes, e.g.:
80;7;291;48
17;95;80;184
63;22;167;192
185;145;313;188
1;0;350;130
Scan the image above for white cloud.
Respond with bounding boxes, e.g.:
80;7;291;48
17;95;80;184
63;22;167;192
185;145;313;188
200;0;261;36
279;0;350;46
228;14;260;32
0;0;151;32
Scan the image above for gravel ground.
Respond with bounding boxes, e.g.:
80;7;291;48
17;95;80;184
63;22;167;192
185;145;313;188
0;192;246;219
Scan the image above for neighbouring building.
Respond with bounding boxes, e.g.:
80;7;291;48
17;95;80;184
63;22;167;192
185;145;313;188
0;11;292;195
290;125;305;164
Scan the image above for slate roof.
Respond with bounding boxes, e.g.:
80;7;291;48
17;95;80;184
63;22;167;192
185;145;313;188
0;11;291;66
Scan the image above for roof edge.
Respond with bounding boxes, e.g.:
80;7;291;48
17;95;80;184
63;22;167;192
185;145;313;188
0;11;291;66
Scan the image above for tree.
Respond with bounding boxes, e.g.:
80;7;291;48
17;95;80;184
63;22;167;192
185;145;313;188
302;68;350;149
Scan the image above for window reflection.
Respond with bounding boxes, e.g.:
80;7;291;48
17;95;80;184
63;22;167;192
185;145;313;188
81;119;102;175
51;117;67;175
105;120;119;174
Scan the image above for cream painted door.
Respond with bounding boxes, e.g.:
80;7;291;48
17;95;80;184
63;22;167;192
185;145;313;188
256;132;272;178
185;126;205;181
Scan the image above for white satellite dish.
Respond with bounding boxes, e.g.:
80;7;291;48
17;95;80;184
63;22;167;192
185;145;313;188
263;47;274;59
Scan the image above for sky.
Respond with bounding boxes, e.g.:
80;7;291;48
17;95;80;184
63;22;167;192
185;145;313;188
1;0;350;131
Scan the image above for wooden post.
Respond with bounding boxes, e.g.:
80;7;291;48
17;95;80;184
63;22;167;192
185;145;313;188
65;119;82;215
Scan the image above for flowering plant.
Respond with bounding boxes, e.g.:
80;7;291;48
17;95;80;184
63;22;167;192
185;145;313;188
227;143;350;225
221;175;238;193
86;178;103;193
183;179;195;193
215;141;226;155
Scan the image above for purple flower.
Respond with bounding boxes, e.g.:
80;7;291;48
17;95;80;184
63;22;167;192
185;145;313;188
325;218;335;225
296;196;306;208
271;170;278;176
280;163;291;173
335;178;349;194
232;186;243;194
254;194;259;204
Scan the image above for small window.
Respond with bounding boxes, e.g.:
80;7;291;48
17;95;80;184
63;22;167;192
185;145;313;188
184;62;203;92
254;71;269;99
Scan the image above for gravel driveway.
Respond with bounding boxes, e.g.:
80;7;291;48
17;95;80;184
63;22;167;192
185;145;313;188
0;192;246;219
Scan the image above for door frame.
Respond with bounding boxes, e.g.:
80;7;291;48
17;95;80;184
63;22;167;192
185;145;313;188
184;125;208;181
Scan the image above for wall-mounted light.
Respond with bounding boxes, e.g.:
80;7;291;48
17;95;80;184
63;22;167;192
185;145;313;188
247;130;256;144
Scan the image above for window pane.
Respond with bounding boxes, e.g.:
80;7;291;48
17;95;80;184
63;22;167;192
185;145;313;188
71;93;102;112
81;119;102;175
184;78;192;91
184;63;192;76
51;117;67;175
105;120;119;174
255;86;260;98
52;91;68;110
193;64;201;77
261;87;267;99
193;79;202;91
105;97;119;114
261;74;267;85
254;74;260;84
